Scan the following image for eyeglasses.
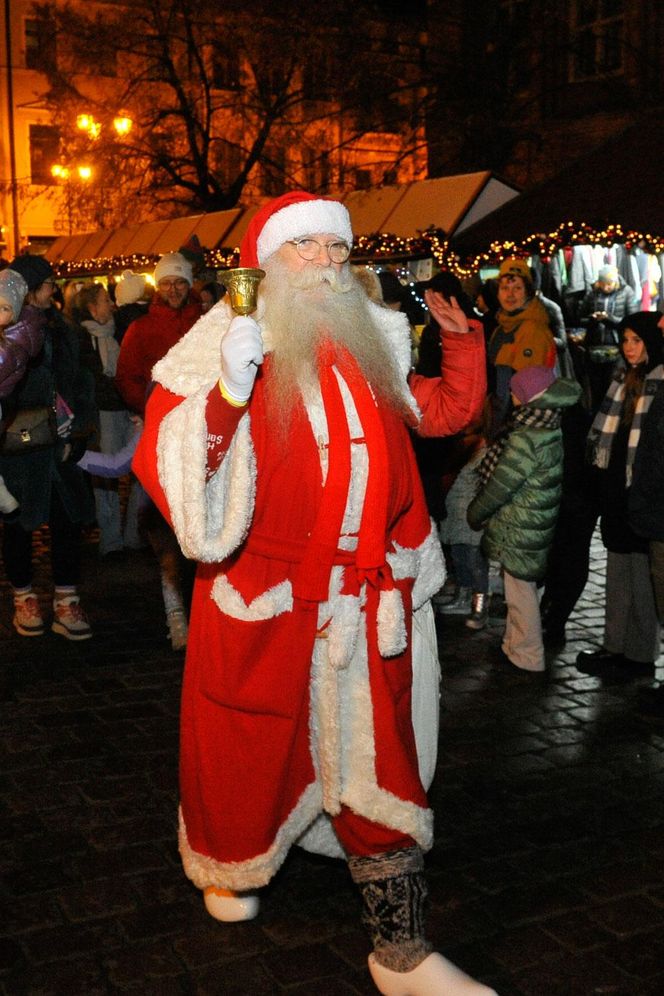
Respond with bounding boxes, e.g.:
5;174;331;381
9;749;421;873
287;238;351;264
158;278;189;291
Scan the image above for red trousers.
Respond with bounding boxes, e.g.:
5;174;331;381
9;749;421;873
332;804;416;857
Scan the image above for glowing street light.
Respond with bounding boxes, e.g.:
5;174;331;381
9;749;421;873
51;162;93;182
51;163;70;180
113;113;133;136
50;159;94;234
76;111;133;139
76;113;102;139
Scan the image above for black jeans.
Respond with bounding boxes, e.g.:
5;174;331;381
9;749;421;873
2;489;82;590
541;498;599;631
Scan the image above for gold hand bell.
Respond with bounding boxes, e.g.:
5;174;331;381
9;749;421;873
219;267;265;316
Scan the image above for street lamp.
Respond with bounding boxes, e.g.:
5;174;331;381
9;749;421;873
76;111;133;139
51;163;93;182
50;161;93;234
113;113;133;137
51;110;132;233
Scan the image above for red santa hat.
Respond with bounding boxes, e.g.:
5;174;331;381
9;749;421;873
240;191;353;269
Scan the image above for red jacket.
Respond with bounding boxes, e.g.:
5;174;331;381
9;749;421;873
410;323;486;437
115;292;201;413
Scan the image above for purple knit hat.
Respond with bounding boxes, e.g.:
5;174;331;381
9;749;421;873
510;365;556;404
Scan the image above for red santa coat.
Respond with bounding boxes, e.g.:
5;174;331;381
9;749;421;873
133;299;484;891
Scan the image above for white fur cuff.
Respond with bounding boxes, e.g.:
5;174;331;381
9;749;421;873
377;587;407;658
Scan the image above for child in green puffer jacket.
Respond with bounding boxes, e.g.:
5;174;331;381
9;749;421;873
467;366;581;671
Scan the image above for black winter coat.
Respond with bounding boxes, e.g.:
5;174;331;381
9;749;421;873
628;383;664;541
0;308;97;531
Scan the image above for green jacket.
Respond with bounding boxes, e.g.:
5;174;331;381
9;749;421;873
467;378;581;580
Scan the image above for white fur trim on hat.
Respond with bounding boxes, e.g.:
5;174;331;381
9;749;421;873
154;252;193;286
256;199;353;265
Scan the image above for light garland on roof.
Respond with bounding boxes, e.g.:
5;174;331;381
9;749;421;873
51;221;664;280
466;222;664;273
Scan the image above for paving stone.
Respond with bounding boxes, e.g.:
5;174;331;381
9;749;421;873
586;894;664;937
103;942;185;988
191;957;280;995
261;941;356;985
1;527;663;992
0;938;24;976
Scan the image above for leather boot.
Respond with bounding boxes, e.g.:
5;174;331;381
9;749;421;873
465;592;489;630
438;587;472;615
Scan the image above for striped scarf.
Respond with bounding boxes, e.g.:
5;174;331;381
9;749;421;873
477;405;562;486
587;362;664;486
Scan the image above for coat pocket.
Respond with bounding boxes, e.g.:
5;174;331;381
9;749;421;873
211;572;293;621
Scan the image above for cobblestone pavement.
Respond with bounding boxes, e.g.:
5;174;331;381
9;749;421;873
1;528;663;995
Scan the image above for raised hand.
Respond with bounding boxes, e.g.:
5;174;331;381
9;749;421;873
219;316;264;403
424;290;470;334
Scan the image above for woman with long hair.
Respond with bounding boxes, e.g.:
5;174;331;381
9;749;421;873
577;312;664;679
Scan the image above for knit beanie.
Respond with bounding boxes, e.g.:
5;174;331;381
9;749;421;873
618;311;664;371
510;365;557;404
498;257;532;283
153;252;193;287
9;254;54;292
598;265;619;283
240;191;353;269
115;269;147;306
0;268;28;322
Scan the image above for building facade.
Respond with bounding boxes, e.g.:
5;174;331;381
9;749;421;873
425;0;663;189
0;0;429;258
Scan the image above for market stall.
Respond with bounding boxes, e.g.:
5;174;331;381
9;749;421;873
43;171;519;279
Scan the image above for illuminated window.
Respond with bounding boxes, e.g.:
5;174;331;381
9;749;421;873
24;16;56;72
570;0;624;81
354;168;373;190
29;125;60;185
302;57;333;101
303;150;332;193
211;48;240;90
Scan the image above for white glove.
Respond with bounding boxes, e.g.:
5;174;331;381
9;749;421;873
219;315;264;403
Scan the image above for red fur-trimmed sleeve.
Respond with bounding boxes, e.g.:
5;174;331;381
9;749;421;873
132;383;245;526
204;385;247;477
410;324;486;438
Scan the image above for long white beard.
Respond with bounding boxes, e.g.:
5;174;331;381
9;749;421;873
259;255;409;423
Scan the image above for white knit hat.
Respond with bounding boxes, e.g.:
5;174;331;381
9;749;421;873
153;252;193;287
0;268;28;322
115;269;147;306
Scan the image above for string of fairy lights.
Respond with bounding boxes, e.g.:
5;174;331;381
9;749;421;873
52;221;664;285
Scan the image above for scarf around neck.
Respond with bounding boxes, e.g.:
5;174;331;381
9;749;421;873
478;404;562;487
587;361;664;486
291;344;393;604
83;317;119;377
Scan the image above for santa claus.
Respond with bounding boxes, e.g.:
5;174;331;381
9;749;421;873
133;192;493;995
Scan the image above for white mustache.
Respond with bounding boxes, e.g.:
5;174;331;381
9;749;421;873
288;264;352;293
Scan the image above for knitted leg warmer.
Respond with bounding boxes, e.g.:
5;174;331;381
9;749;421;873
348;847;432;973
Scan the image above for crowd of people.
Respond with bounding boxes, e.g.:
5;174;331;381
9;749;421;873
1;188;663;994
